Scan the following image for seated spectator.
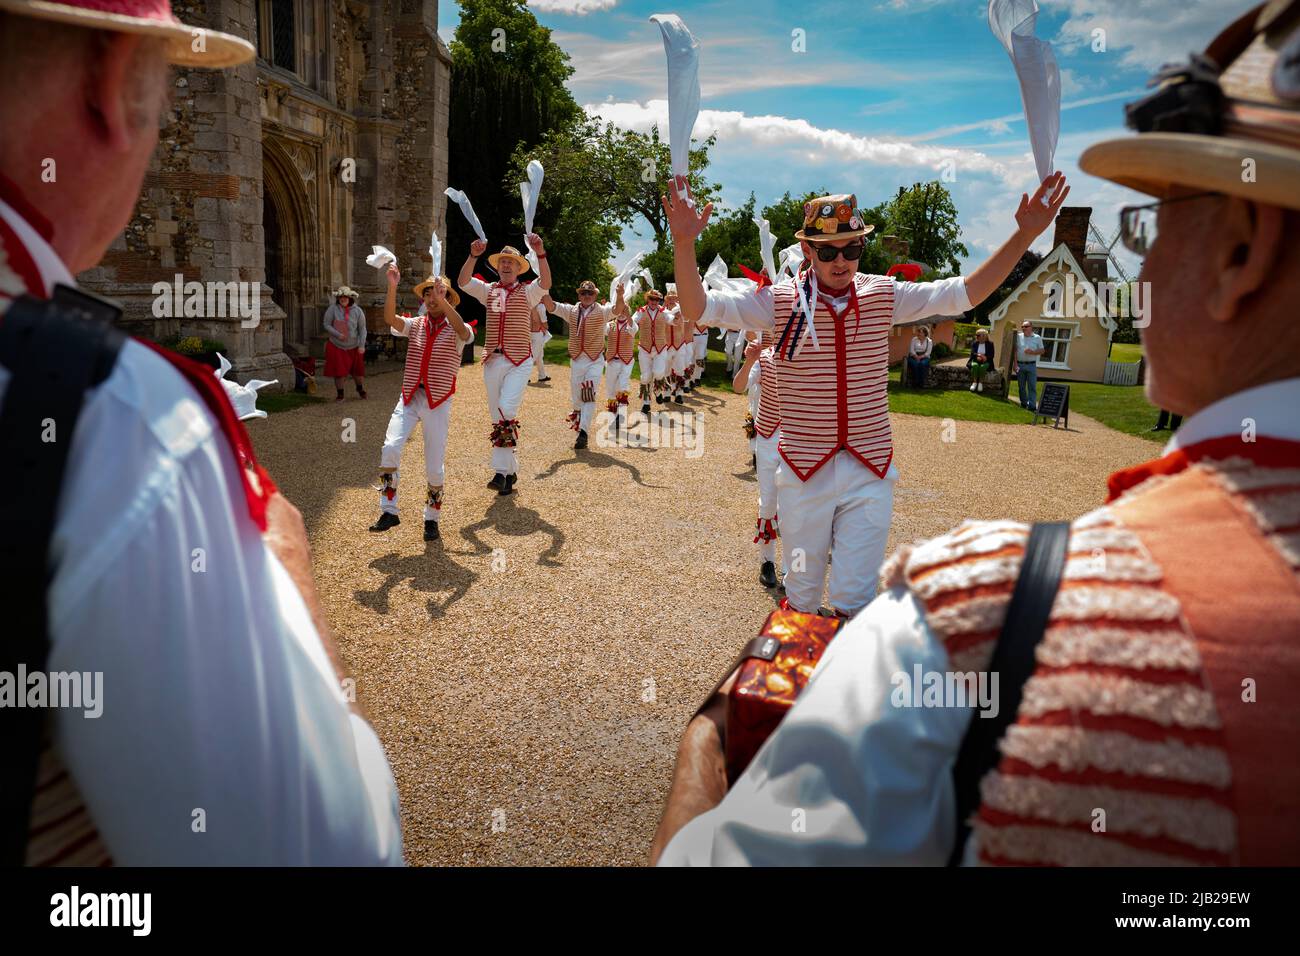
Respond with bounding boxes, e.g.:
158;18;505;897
967;328;994;392
906;325;933;387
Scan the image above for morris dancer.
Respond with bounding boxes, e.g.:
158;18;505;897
547;280;626;449
530;300;552;383
635;287;670;417
691;315;710;388
370;265;474;541
732;332;783;589
665;284;690;403
458;235;551;496
322;286;367;402
604;293;640;439
669;178;1068;616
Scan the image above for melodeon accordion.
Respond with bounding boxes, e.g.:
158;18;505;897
705;608;845;784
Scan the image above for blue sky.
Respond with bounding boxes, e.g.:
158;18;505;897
438;0;1253;274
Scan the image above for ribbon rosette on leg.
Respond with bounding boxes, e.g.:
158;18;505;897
743;412;756;439
616;390;630;406
606;397;619;414
753;516;779;544
490;418;520;448
378;472;397;501
427;485;443;512
565;410;581;432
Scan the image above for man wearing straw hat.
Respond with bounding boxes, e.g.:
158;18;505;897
458;234;550;496
666;174;1068;618
654;2;1300;867
666;284;691;403
604;293;640;440
0;0;401;864
546;279;626;450
369;265;473;541
635;287;671;417
323;285;367;402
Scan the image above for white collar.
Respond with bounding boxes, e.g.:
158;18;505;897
0;195;74;294
1166;377;1300;454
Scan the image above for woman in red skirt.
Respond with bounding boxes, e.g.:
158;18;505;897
323;286;368;401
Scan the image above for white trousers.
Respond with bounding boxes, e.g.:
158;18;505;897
379;392;452;519
723;330;743;370
756;430;782;565
605;358;634;399
776;449;897;615
530;332;548;379
570;355;605;432
640;349;669;397
672;346;691;390
693;333;708;380
484;352;531;474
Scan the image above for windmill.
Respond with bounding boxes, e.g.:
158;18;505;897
1088;220;1134;284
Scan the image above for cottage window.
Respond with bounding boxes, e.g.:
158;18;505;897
1038;325;1072;365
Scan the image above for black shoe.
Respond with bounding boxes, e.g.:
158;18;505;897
1150;425;1166;432
752;453;757;470
641;403;651;416
538;375;552;383
424;519;440;541
487;472;505;490
759;561;778;588
674;396;684;405
575;429;588;450
498;473;516;496
656;396;665;405
369;513;400;532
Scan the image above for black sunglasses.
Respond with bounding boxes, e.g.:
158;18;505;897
814;242;865;263
1119;192;1220;255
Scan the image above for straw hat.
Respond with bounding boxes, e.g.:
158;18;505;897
644;288;663;302
795;194;873;242
332;286;359;302
413;276;460;307
577;279;598;293
0;0;255;68
1080;0;1300;211
487;245;531;273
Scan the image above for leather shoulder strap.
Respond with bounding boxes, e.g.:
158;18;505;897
0;285;126;865
946;520;1070;866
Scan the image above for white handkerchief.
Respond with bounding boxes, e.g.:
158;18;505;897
520;160;544;236
445;187;488;243
777;243;804;280
526;245;541;277
755;217;777;281
649;14;700;202
988;0;1060;188
366;245;396;271
428;232;443;280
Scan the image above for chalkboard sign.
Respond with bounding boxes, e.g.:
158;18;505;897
1034;383;1070;428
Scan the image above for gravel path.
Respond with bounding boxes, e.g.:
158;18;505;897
252;358;1156;866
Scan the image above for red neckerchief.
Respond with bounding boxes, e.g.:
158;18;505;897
1107;434;1300;503
815;277;862;342
136;340;278;531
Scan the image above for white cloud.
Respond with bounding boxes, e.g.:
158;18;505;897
528;0;619;13
906;88;1144;143
1052;0;1257;72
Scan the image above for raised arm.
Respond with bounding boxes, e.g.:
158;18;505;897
526;232;551;291
732;338;760;393
613;283;628;318
663;175;714;324
382;264;405;333
459;238;487;290
964;173;1070;307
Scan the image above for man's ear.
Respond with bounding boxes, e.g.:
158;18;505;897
1207;198;1284;324
83;31;145;151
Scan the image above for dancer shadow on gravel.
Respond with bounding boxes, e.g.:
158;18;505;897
533;448;661;489
453;495;566;568
355;545;479;620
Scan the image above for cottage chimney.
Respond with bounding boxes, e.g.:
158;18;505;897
880;234;910;259
1052;206;1092;265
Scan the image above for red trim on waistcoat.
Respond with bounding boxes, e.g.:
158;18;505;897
0;216;46;300
1106;435;1300;502
0;171;55;244
136;340;278;532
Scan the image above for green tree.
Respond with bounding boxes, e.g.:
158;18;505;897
970;249;1042;324
880;181;968;274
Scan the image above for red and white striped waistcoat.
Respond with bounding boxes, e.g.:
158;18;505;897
637;306;668;353
770;272;894;481
755;347;780;439
885;436;1300;866
607;317;636;363
484;281;533;365
401;312;463;407
567;303;607;360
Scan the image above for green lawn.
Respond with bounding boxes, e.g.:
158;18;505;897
1065;382;1163;442
885;381;1034;424
258;390;328;415
1108;341;1144;363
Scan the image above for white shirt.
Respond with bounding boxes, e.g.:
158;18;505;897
700;274;971;331
1015;331;1044;363
973;341;989;361
459;276;546;311
909;336;933;359
659;375;1300;867
0;197;403;865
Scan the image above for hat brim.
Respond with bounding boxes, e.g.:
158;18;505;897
794;224;874;243
0;0;256;67
487;252;531;274
1080;132;1300;211
413;279;460;307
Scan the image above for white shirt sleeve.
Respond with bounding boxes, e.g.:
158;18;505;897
390;316;414;338
892;276;971;326
552;302;578;326
658;587;972;866
39;342;404;866
701;285;776;332
456;321;475;345
743;359;761;396
525;281;546;309
460;276;491;305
